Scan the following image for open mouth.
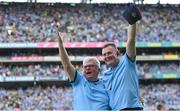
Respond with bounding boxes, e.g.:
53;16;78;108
86;71;91;75
106;59;112;63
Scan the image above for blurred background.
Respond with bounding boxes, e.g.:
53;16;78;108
0;0;179;110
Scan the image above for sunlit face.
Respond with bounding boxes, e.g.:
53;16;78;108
102;45;119;67
83;60;99;81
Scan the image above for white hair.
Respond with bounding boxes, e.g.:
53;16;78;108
83;57;100;68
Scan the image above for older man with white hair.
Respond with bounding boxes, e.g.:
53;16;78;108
57;32;110;110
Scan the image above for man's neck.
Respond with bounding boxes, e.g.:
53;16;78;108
109;59;120;69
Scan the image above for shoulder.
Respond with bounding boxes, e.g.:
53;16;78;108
120;53;135;65
70;71;84;85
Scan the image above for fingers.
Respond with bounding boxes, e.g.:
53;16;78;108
57;32;61;38
123;5;142;25
57;32;63;43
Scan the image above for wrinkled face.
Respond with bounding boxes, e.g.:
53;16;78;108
83;60;99;81
102;45;119;67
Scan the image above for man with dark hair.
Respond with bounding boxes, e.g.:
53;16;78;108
157;103;164;111
101;5;143;110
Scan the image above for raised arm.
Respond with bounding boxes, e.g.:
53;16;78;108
123;5;141;60
57;32;76;81
126;23;136;60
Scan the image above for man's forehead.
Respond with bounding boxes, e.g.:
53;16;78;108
84;61;98;67
102;46;115;52
84;60;96;64
104;45;116;49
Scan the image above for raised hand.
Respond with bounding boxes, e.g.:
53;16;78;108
57;32;63;44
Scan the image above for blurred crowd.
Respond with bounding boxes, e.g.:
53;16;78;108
0;84;179;110
0;63;179;78
0;64;67;79
0;86;73;110
0;3;179;111
0;3;179;43
137;62;180;78
141;84;180;110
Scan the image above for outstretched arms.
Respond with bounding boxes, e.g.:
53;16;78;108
57;32;76;81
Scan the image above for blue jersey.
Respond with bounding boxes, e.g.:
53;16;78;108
71;71;110;110
103;53;143;110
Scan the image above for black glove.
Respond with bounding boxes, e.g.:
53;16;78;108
123;5;142;25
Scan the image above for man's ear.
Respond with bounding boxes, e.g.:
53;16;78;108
116;48;120;56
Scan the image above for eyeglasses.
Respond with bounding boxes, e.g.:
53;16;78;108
83;65;97;69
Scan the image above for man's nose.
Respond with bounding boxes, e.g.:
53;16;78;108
104;54;110;58
84;66;90;70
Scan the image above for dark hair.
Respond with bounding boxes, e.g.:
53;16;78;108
157;104;163;110
102;43;116;49
102;43;120;56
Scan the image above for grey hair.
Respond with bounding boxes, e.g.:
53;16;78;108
83;57;100;68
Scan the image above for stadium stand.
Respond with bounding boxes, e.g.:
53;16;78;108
0;2;179;110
